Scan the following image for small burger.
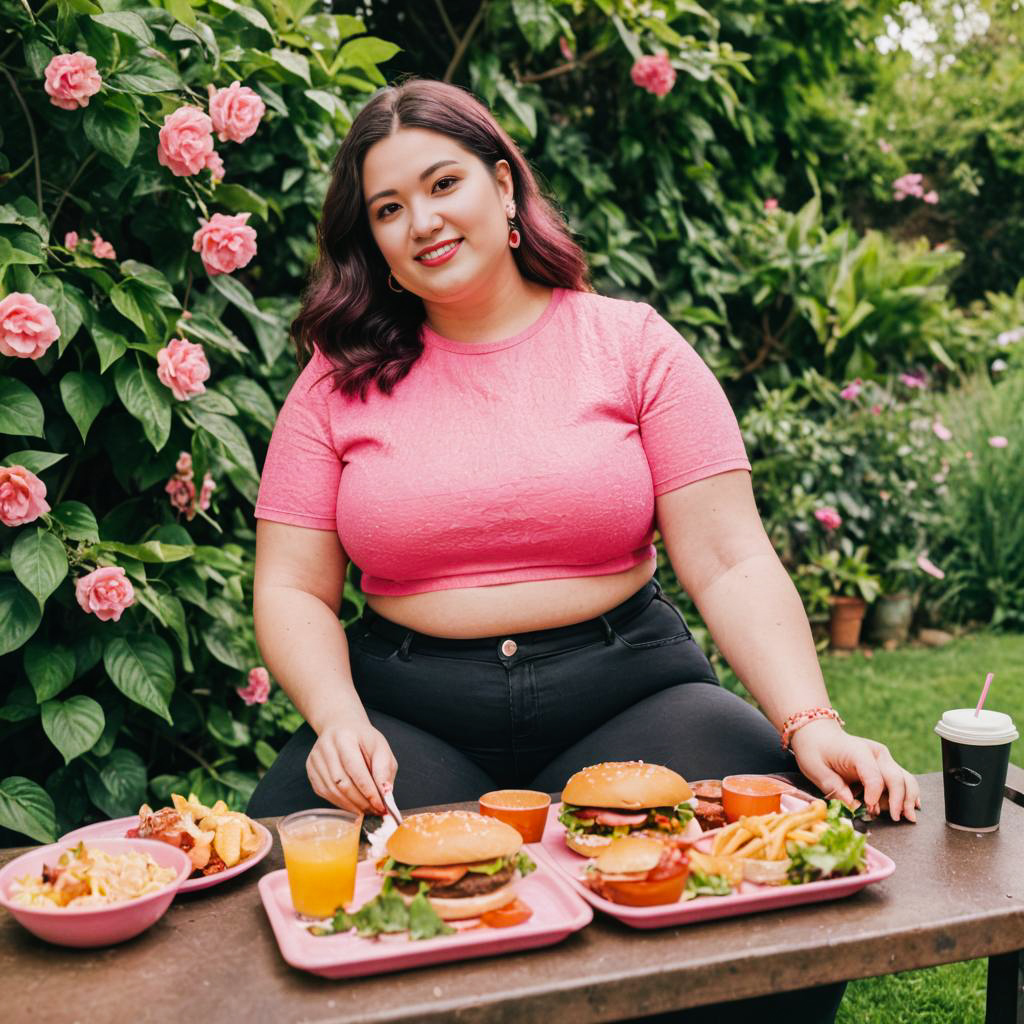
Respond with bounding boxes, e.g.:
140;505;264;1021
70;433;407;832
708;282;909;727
584;835;689;906
379;810;536;921
559;761;700;856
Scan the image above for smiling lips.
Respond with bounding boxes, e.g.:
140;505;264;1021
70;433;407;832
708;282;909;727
415;238;462;266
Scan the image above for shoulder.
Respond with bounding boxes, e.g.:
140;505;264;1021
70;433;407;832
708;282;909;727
559;288;652;331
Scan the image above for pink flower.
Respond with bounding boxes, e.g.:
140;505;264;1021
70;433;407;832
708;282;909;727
763;198;779;212
205;150;225;181
198;472;215;512
175;451;193;477
64;231;79;250
814;506;842;531
989;435;1009;448
559;36;574;61
0;292;61;360
192;212;257;276
237;667;271;705
877;139;893;154
932;421;953;441
992;359;1008;373
870;404;883;415
900;371;927;389
893;173;925;201
630;53;676;97
0;465;50;527
43;52;102;110
965;450;974;460
840;378;862;400
90;231;116;260
922;190;939;204
75;566;135;622
933;242;949;252
157;106;215;177
916;553;946;580
165;475;195;514
208;81;266;144
156;338;210;401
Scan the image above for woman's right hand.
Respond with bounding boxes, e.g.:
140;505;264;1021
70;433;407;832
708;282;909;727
306;714;398;816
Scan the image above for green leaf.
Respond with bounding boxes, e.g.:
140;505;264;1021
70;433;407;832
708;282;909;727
33;275;84;354
114;359;172;451
96;540;194;563
207;704;249;747
85;749;147;818
104;636;175;724
136;586;192;671
91;11;155;45
255;739;277;769
337;36;400;68
12;528;68;605
163;0;197;28
90;321;129;373
0;226;45;265
0;776;57;843
212;0;273;33
90;699;124;758
512;0;561;51
113;57;184;93
0;379;44;437
212;183;269;222
110;278;166;337
1;450;67;474
208;269;276;323
218;376;277;431
0;686;39;722
24;642;76;701
42;696;105;765
83;93;141;168
194;410;258;478
51;501;100;542
270;48;311;84
203;619;252;670
60;371;108;442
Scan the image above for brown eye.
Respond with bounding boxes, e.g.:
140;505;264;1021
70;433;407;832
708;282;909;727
434;176;458;191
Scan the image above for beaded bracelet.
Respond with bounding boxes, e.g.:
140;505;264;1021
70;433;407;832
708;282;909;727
780;706;845;751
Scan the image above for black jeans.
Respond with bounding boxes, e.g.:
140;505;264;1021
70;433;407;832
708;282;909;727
248;579;845;1023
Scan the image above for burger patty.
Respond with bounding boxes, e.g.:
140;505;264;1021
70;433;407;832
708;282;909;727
394;865;514;899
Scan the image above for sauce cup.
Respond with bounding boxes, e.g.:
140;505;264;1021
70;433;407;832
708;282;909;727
478;790;551;843
721;775;788;822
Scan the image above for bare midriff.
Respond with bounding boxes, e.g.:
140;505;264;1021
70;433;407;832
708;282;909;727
364;555;657;639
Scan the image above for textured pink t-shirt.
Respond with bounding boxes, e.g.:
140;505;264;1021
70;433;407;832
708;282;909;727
254;288;750;595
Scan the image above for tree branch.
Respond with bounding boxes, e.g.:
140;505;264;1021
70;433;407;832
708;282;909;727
432;0;459;48
518;44;607;84
48;151;97;232
0;64;43;215
444;2;487;84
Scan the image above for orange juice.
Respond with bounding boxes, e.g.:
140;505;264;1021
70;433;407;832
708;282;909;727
278;811;362;918
479;789;551;843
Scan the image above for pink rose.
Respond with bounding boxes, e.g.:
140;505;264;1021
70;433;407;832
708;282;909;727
156;338;210;401
165;474;196;514
988;435;1009;448
893;173;924;201
175;451;194;477
630;53;676;97
75;566;135;622
900;371;927;389
205;150;225;181
43;52;102;111
839;378;862;400
814;506;842;531
763;198;779;212
208;81;266;144
237;667;271;705
198;471;215;512
916;553;945;580
870;404;883;415
192;212;257;276
90;231;117;260
157;106;215;177
0;292;61;360
64;231;79;250
0;465;50;527
922;190;939;205
932;421;952;442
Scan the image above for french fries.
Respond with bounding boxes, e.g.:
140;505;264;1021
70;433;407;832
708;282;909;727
710;800;827;862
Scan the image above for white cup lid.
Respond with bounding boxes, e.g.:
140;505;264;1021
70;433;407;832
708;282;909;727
934;708;1018;746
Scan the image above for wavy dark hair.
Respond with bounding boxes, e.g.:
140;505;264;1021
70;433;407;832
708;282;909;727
291;78;591;400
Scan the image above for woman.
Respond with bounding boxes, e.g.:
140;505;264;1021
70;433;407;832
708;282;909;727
248;78;916;1021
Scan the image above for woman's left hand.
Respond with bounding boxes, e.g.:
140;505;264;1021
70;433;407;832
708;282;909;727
788;718;920;822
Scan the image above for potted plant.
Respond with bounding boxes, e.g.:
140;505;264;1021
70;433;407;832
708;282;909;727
868;546;919;645
798;540;881;650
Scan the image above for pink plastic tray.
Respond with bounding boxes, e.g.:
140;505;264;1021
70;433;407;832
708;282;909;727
538;801;895;930
258;856;593;979
61;816;273;893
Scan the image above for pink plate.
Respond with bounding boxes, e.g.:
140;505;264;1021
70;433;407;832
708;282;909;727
0;837;191;947
258;857;593;979
60;815;273;892
539;801;895;930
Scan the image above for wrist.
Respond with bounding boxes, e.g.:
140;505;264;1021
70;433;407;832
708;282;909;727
788;716;845;756
311;696;370;734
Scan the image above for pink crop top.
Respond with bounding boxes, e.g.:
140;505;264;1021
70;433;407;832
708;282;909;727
254;288;751;595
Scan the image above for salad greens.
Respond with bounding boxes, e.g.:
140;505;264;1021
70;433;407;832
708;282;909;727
558;802;695;837
309;880;455;940
786;800;868;885
682;868;733;900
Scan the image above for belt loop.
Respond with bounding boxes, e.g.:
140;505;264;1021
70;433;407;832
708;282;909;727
597;614;615;645
652;577;663;596
397;631;414;661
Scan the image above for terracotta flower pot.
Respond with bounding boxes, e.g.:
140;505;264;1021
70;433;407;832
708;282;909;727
829;596;868;650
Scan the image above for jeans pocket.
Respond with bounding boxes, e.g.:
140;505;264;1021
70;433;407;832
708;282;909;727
612;598;692;650
347;621;402;662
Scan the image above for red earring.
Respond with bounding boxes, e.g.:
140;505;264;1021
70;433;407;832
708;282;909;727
508;223;521;249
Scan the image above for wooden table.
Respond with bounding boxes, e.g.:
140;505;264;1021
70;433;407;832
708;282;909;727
3;769;1023;1024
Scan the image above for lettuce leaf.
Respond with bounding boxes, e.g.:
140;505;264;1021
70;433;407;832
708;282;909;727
786;814;868;885
313;880;454;940
683;869;733;900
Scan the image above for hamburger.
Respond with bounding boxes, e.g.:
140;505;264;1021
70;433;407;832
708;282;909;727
378;810;536;921
584;835;689;906
559;761;700;856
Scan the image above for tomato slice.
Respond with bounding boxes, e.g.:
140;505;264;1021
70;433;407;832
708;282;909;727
479;898;534;928
408;865;469;885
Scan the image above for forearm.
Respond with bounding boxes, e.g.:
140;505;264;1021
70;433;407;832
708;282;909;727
253;584;368;734
690;552;832;730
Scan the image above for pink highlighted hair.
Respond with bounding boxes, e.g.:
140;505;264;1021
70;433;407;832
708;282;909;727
291;78;590;399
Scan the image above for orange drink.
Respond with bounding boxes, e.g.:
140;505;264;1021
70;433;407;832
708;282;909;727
278;809;362;919
479;789;551;843
721;775;788;823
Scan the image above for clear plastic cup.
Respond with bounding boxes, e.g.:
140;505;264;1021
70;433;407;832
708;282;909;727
278;809;363;919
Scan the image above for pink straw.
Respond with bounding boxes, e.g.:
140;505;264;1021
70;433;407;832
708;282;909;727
974;672;994;716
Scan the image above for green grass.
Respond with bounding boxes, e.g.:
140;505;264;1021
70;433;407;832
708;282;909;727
725;631;1024;1023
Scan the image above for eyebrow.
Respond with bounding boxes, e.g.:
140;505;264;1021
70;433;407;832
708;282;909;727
365;159;462;207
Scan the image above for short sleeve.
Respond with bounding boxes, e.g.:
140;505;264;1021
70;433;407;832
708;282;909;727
254;349;341;530
630;306;751;496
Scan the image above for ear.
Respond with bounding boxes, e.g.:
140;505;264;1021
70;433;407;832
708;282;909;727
493;160;515;203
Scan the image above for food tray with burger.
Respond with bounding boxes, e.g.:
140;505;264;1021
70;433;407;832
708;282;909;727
259;810;593;979
61;793;272;893
537;762;894;929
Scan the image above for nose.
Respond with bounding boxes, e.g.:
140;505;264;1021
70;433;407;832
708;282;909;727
408;198;443;241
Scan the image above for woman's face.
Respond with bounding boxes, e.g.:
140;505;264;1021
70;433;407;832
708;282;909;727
362;127;515;303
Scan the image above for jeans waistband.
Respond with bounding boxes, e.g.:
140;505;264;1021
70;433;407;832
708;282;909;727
360;578;663;656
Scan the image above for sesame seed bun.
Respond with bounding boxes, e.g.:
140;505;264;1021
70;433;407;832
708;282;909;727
385;810;522;866
561;761;693;810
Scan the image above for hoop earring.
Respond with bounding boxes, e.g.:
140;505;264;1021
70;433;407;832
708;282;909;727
388;272;404;293
508;221;521;249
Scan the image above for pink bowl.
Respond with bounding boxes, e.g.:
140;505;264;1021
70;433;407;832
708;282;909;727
0;837;191;947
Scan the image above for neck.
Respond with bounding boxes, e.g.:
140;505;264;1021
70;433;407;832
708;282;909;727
422;263;553;344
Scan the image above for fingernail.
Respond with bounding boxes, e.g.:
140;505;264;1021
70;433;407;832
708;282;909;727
907;809;917;823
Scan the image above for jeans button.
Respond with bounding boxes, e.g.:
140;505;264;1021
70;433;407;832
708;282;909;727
501;639;518;657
